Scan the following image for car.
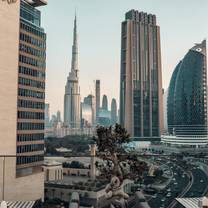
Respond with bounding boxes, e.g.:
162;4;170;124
152;194;157;199
161;198;165;202
200;179;204;183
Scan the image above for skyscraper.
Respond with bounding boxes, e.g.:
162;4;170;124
95;80;100;123
119;9;164;138
102;95;108;111
0;0;46;201
167;40;207;136
111;98;117;125
57;110;61;122
84;94;96;126
64;15;81;128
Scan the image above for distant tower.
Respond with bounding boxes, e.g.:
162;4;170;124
64;15;80;128
102;95;108;111
111;98;117;125
57;110;61;123
45;103;50;128
95;80;100;123
84;94;96;126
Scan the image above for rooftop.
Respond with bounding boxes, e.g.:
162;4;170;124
24;0;47;7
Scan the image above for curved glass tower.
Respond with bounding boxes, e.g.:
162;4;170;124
167;40;207;136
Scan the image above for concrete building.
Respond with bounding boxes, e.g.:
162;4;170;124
111;98;117;125
102;95;108;111
95;80;100;124
64;15;81;128
119;10;163;138
43;161;63;182
0;0;46;201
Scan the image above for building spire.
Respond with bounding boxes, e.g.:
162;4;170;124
70;13;78;78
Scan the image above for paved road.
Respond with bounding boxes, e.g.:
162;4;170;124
147;157;208;208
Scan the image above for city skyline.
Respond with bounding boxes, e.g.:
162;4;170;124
40;0;208;116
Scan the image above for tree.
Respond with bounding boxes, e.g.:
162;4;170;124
93;124;148;207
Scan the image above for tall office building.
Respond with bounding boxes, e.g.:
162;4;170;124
57;110;61;122
84;94;96;126
102;95;108;111
119;9;163;138
111;98;117;125
64;15;81;128
167;40;207;136
0;0;46;201
95;80;100;123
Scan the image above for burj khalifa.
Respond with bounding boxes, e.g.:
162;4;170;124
64;15;80;128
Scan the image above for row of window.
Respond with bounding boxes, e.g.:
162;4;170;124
20;33;45;49
19;55;45;69
20;20;45;39
17;155;44;165
20;43;45;58
18;111;44;120
17;133;44;142
18;99;44;109
18;88;45;99
19;66;45;79
17;122;44;130
17;144;44;153
19;77;45;89
20;9;41;29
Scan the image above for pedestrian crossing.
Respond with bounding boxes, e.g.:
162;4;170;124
176;197;202;208
0;201;35;208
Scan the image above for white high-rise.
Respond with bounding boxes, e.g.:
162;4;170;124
64;15;81;128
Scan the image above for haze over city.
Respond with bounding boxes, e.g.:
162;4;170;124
41;0;208;115
1;0;208;208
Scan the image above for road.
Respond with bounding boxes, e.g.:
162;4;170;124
147;158;208;208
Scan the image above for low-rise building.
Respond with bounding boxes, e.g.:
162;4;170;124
43;161;63;182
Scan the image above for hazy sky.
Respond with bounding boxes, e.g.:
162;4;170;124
40;0;208;117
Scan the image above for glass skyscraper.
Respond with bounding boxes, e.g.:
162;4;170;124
167;40;207;136
119;9;163;138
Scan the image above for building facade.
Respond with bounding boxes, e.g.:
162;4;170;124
95;80;100;123
164;40;208;146
45;103;50;128
111;98;117;125
84;94;96;126
64;15;81;128
102;95;108;111
119;9;163;138
0;0;46;201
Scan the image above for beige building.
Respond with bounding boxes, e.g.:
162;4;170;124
119;10;164;138
43;162;63;182
0;0;47;201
